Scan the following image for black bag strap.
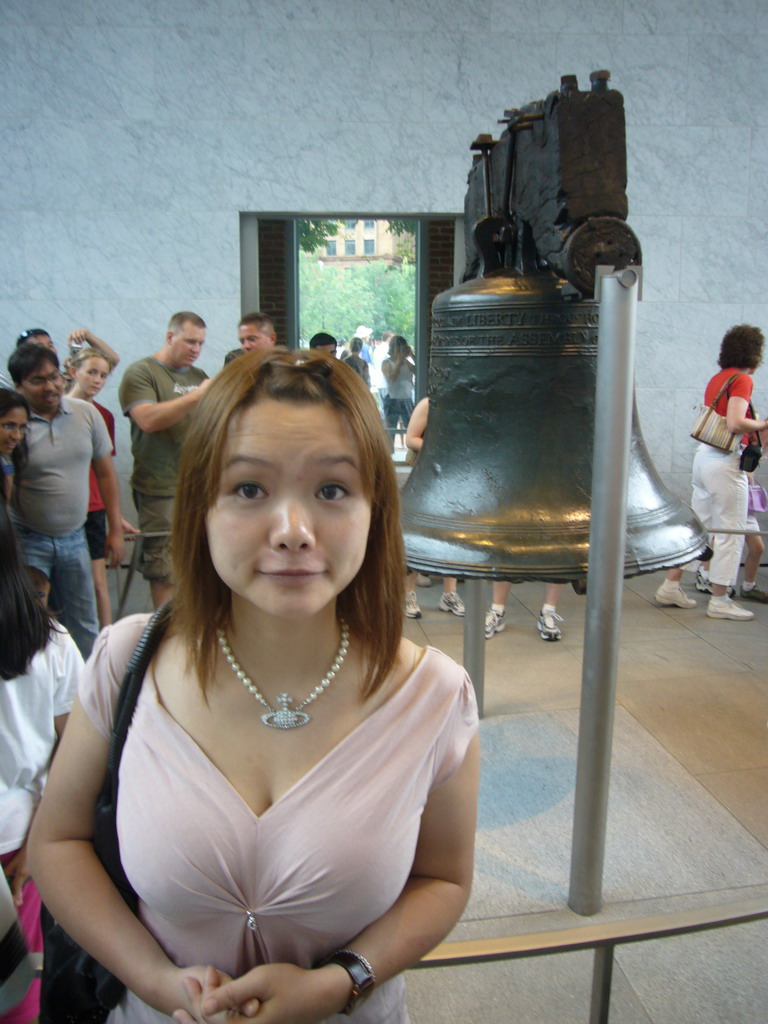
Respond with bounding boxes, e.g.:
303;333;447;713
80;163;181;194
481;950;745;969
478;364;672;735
105;603;172;799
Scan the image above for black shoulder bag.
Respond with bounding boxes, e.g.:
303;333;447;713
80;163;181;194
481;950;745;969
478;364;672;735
39;605;171;1024
739;402;763;473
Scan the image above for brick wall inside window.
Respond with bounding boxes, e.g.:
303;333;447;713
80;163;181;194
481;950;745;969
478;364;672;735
257;220;290;341
426;219;456;310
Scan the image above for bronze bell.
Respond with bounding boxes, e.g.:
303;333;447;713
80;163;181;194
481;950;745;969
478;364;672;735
400;266;707;582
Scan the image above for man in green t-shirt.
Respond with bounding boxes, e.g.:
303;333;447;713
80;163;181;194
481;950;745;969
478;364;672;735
119;312;210;607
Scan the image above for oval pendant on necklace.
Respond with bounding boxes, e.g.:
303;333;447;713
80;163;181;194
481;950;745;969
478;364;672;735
261;694;311;729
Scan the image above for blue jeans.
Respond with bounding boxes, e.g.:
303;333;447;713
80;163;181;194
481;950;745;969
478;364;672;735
16;524;99;659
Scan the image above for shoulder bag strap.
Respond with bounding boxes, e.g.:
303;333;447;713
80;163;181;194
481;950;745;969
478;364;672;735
106;603;173;795
707;373;740;411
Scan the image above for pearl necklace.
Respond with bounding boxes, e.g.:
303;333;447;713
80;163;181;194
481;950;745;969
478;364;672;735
216;622;350;730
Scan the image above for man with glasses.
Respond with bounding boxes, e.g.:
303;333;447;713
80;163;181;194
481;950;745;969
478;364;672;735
7;344;124;658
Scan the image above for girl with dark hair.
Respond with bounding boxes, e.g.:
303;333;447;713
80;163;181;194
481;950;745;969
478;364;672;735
381;335;415;451
0;390;30;506
656;324;768;620
0;502;81;1024
30;349;479;1024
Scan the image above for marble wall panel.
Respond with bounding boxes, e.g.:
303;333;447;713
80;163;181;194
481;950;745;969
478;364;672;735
687;34;768;128
553;35;689;126
747;128;768;222
627;127;750;219
0;120;97;213
348;0;494;34
0;0;155;27
20;212;238;303
635;388;677;474
421;31;557;126
740;305;768;341
634;301;745;389
491;0;626;34
0;214;27;301
0;28;15;119
221;119;473;213
624;0;759;36
10;26;155;121
626;216;681;303
679;218;768;304
223;0;492;34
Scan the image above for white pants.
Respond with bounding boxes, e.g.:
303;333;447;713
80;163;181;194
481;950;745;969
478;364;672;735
691;444;747;587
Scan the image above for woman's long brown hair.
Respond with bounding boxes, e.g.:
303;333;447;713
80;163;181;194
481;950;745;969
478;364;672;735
171;349;405;698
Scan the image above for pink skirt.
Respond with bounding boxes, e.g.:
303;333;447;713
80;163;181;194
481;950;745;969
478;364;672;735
0;850;41;1024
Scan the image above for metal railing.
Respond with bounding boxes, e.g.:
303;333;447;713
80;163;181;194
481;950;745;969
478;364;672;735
412;896;768;1023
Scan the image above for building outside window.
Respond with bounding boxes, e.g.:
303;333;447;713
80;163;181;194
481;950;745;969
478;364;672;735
363;219;375;230
325;241;337;256
345;239;356;256
363;238;375;255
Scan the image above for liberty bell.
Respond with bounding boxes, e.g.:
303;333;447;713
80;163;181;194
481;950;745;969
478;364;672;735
400;72;706;582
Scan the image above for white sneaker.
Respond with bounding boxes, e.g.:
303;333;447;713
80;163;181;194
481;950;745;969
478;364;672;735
485;608;505;639
655;582;697;609
438;592;465;616
415;573;433;587
706;597;754;621
695;568;712;593
405;592;422;619
537;608;563;641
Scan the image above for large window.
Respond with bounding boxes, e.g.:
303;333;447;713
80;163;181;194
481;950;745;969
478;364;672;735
297;218;417;351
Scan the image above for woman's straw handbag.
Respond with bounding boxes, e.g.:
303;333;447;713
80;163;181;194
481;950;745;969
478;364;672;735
690;374;741;452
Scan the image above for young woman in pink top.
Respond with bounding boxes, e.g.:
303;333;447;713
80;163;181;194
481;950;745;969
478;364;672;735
30;349;479;1024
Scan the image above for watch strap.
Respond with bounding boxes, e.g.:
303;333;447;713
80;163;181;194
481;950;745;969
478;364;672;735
322;948;376;1015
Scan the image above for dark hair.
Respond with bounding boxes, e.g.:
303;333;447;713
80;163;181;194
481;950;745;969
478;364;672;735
309;332;337;349
16;329;51;348
718;324;764;371
239;311;275;331
171;349;404;698
0;503;58;680
168;311;206;334
0;389;30;483
350;338;363;354
388;334;411;358
7;344;60;385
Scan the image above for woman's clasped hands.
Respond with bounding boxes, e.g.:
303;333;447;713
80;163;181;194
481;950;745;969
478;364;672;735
173;961;351;1024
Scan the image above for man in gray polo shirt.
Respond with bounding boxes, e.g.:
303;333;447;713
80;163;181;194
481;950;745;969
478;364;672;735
8;344;124;658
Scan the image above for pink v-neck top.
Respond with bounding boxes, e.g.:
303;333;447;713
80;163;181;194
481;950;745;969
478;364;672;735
79;614;478;1024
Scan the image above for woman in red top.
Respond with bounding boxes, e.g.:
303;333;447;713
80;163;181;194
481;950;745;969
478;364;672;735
656;325;767;620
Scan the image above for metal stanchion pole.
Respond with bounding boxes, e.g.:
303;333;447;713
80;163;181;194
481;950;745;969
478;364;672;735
463;578;486;717
568;267;640;915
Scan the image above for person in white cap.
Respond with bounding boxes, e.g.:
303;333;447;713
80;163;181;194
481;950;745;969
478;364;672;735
354;326;374;365
369;329;390;413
